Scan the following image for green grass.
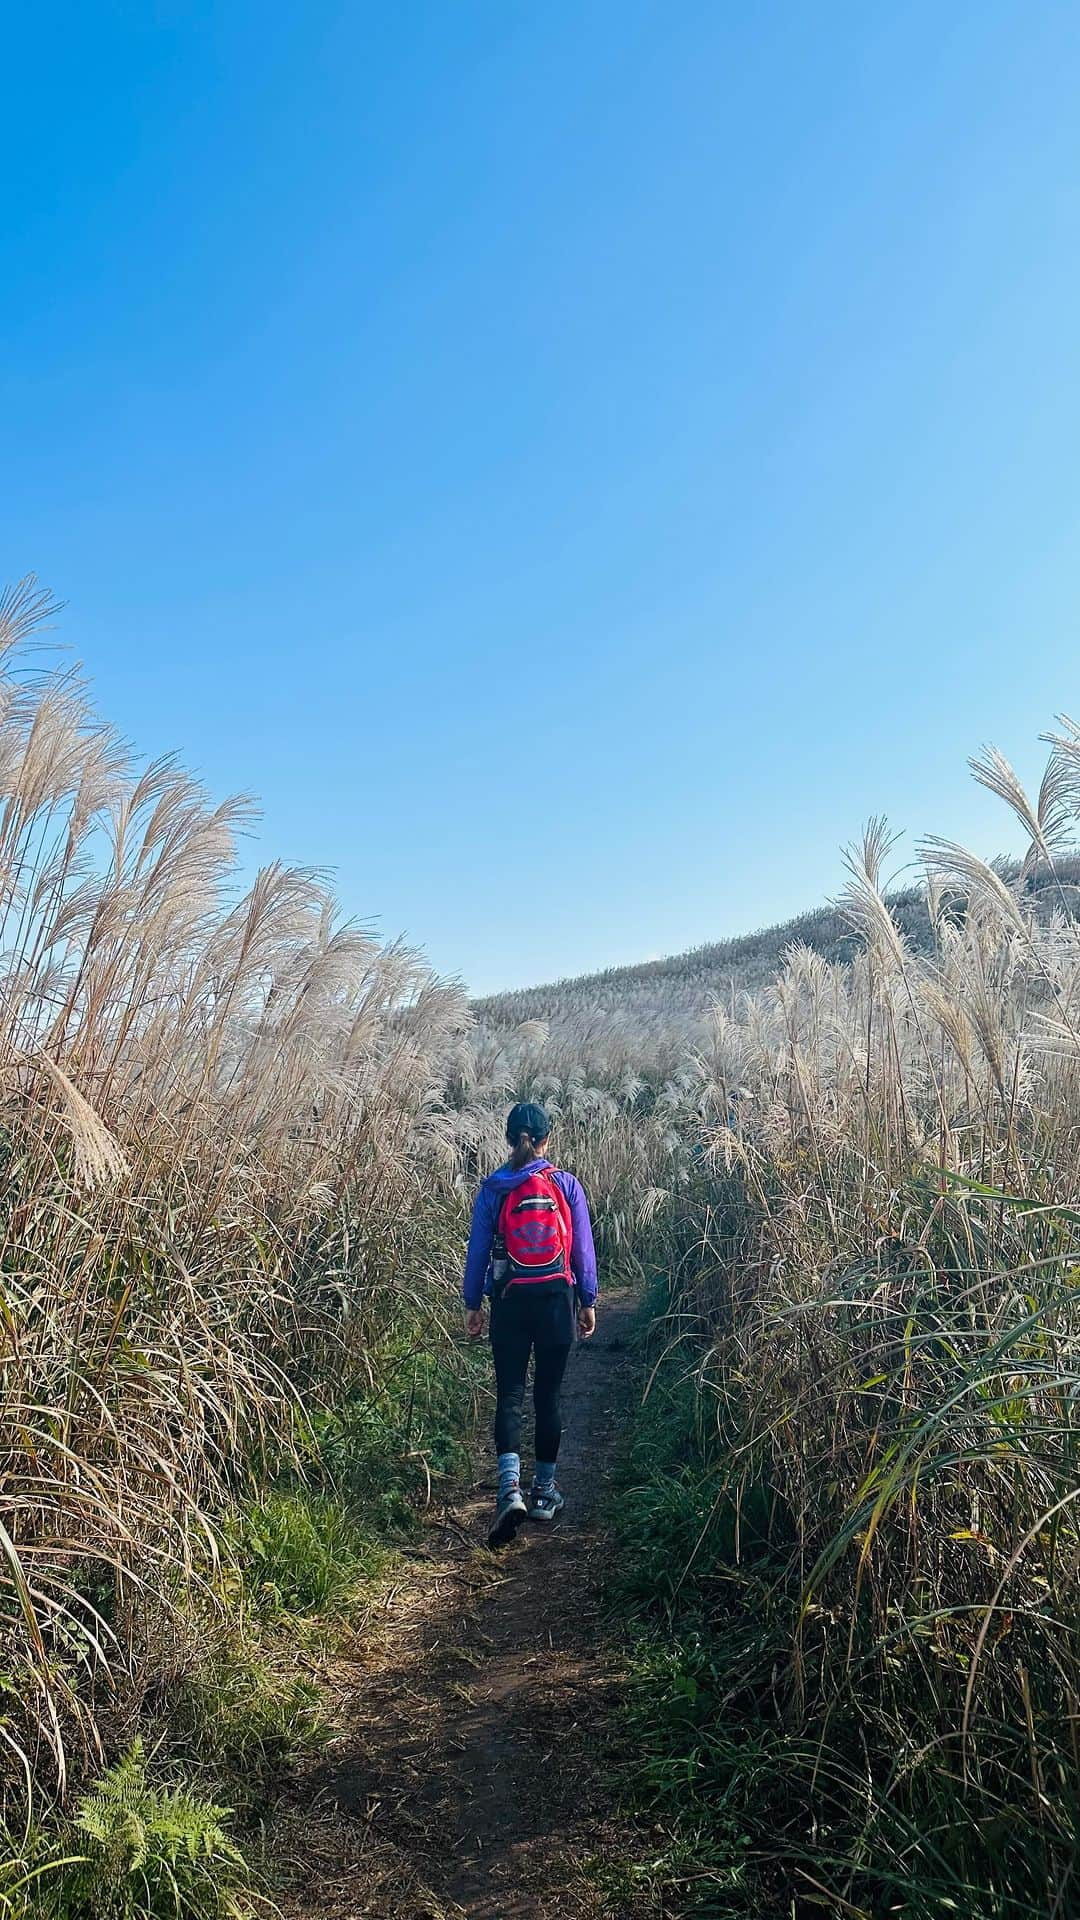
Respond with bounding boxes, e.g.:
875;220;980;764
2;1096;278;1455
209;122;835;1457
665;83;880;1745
605;1272;1080;1920
45;1313;488;1913
226;1488;388;1621
187;1329;487;1798
602;1303;787;1916
295;1332;487;1527
162;1626;326;1805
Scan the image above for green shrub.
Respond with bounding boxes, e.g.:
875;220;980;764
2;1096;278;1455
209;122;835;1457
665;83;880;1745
227;1488;386;1620
34;1742;261;1920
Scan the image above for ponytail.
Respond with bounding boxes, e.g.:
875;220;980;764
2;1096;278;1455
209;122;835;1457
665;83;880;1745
509;1130;537;1170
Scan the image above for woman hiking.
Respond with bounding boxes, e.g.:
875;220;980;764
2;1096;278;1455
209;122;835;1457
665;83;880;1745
463;1103;598;1548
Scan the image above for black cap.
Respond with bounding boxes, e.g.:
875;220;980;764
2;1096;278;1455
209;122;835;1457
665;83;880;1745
506;1101;550;1146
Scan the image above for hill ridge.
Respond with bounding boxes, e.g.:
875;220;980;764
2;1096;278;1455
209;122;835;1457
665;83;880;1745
472;859;1080;1059
473;885;931;1023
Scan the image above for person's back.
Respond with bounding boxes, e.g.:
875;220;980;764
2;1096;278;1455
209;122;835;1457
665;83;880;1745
463;1102;598;1546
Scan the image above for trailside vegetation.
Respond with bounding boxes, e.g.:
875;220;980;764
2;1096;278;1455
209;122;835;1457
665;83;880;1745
0;572;1076;1916
0;581;495;1913
599;749;1080;1915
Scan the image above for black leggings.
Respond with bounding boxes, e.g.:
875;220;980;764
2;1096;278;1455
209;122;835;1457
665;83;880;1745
490;1285;574;1462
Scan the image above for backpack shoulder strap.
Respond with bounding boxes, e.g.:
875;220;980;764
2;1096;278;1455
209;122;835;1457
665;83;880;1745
543;1167;574;1251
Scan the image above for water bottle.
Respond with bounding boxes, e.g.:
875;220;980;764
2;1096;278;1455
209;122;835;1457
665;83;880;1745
492;1233;509;1292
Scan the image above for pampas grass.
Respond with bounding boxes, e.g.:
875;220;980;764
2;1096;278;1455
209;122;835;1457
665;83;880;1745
0;582;473;1815
474;720;1080;1911
632;732;1080;1913
3;569;1076;1914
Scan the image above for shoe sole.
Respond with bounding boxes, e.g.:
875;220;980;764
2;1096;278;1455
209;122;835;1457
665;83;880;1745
487;1503;528;1549
527;1503;565;1523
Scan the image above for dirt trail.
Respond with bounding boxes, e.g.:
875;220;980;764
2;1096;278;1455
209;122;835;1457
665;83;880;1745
276;1287;638;1920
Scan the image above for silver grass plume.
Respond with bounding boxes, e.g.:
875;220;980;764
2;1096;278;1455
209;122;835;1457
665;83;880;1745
968;742;1075;874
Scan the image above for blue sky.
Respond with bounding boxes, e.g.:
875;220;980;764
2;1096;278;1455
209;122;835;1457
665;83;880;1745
4;2;1080;993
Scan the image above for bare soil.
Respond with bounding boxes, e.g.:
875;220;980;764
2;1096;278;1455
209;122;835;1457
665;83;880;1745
274;1288;639;1920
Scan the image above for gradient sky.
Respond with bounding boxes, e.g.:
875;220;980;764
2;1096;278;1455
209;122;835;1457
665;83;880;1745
5;2;1080;993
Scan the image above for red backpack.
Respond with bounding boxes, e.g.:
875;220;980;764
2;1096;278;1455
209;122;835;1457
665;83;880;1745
498;1168;573;1286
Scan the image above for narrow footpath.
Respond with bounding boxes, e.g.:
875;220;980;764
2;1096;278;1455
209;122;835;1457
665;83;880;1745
275;1288;638;1920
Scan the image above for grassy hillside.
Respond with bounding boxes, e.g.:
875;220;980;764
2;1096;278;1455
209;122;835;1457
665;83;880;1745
474;859;1080;1064
473;888;930;1042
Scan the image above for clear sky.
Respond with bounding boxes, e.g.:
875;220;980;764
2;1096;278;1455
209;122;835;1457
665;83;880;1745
4;3;1080;994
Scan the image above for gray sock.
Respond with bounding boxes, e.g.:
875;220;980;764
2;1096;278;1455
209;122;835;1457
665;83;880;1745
497;1451;521;1499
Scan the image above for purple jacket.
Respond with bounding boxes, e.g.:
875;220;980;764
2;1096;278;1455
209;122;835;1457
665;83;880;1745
463;1158;598;1311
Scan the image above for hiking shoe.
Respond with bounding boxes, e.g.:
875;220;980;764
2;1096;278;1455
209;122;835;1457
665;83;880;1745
487;1486;528;1548
527;1483;565;1523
